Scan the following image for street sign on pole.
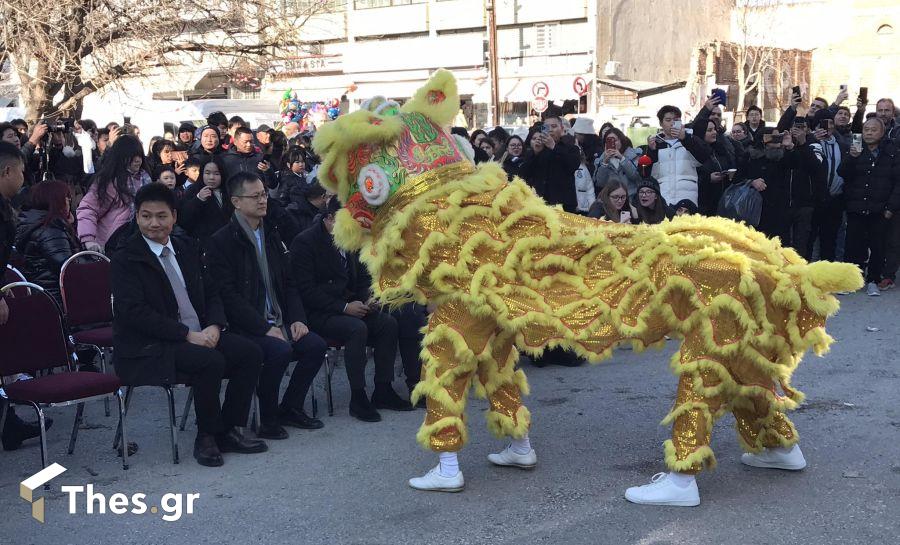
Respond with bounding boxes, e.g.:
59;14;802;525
532;81;550;98
573;77;588;97
531;96;549;113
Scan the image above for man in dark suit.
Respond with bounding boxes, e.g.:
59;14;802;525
206;172;326;439
111;183;267;467
290;198;411;422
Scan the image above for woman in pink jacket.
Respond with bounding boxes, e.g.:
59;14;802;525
76;135;150;252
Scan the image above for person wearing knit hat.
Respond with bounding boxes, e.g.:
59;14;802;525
673;198;698;216
176;122;196;151
634;176;673;225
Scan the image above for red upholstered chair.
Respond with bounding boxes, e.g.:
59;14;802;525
0;281;128;473
60;251;114;415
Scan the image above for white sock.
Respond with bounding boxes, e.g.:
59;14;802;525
439;452;459;477
667;472;696;488
510;435;532;455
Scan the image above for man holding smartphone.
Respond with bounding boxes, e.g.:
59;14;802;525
645;105;711;207
519;116;581;213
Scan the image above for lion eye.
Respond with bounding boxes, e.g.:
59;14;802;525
357;164;391;206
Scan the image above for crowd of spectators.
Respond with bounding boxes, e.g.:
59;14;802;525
2;85;898;464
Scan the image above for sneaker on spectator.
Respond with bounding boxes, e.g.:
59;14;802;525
866;282;881;297
877;278;895;291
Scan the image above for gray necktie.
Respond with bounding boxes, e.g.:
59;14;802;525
160;246;202;332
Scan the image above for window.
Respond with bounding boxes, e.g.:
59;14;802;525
284;0;347;14
534;23;559;55
354;0;426;8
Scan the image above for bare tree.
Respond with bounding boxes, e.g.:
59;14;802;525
728;0;782;113
0;0;337;122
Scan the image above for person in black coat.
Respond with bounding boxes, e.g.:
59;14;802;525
205;172;326;438
785;125;827;260
178;159;232;249
696;120;736;216
219;127;276;188
837;118;900;293
286;180;327;233
519;116;582;213
290;197;411;422
0;141;51;451
735;129;802;241
14;181;80;304
110;183;266;467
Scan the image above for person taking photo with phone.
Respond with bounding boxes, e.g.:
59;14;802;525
593;127;643;197
518;116;582;213
645;104;711;207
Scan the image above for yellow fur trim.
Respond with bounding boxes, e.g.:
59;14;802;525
332;208;367;251
400;68;459;127
485;405;531;439
664;440;717;472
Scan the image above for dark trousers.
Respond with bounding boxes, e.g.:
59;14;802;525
788;206;814;260
846;212;889;283
246;332;327;424
810;197;845;262
317;311;398;390
391;303;427;391
173;332;262;435
881;214;900;281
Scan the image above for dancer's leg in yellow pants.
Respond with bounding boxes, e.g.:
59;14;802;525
664;348;800;474
412;300;530;452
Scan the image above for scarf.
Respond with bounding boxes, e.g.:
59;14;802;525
234;213;284;333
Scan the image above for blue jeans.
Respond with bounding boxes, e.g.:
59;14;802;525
246;331;326;424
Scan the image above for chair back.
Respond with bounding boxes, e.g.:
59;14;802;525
60;251;112;328
3;266;29;297
0;282;72;377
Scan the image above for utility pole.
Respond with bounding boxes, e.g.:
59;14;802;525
486;0;500;126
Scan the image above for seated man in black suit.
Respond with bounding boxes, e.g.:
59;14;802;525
206;172;326;439
291;198;412;422
111;183;267;467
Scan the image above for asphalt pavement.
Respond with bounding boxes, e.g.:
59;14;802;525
2;290;898;544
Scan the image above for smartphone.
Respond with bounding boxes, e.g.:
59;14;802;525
840;84;848;92
711;88;727;108
859;87;868;102
820;119;834;131
605;135;618;151
851;133;863;149
792;118;807;129
539;123;550;135
171;150;189;163
673;120;683;131
620;210;631;223
123;116;131;125
792;85;801;98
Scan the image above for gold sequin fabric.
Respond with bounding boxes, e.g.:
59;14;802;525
349;161;859;465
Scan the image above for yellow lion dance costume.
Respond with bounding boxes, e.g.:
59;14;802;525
313;70;862;494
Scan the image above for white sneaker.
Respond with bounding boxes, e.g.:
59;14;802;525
488;444;537;469
624;472;700;507
866;282;881;296
741;444;807;470
408;465;465;492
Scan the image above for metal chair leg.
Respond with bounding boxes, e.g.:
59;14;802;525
165;386;179;464
29;402;49;486
179;387;194;431
249;394;261;432
0;401;8;441
325;351;335;417
116;389;128;470
100;349;111;417
67;402;85;455
113;386;134;450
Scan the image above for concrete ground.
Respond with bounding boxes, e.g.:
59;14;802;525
2;291;898;544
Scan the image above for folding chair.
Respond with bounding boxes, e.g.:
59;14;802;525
0;281;128;475
60;251;114;416
319;340;345;417
113;381;190;464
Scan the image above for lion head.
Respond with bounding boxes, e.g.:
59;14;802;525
312;69;474;250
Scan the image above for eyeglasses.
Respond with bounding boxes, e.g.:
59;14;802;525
235;192;268;202
610;194;627;201
638;189;655;196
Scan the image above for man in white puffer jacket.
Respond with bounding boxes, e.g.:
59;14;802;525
647;105;711;206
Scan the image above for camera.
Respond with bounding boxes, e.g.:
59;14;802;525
42;118;75;133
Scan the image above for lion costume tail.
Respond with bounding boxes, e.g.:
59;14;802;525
805;260;864;294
